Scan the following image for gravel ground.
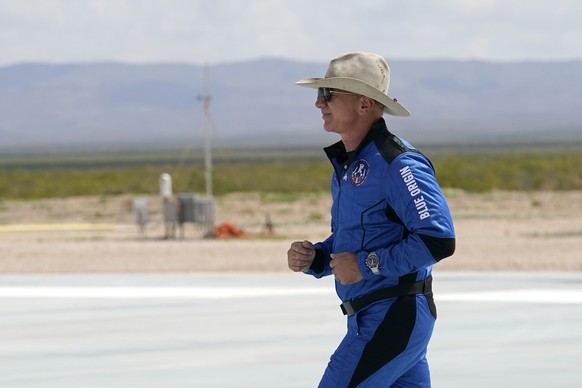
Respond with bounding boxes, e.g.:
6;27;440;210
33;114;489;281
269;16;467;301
0;191;581;273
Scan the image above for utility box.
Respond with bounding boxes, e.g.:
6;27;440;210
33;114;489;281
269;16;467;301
163;198;178;222
177;193;216;237
132;196;149;236
195;196;216;232
177;194;198;223
162;197;178;239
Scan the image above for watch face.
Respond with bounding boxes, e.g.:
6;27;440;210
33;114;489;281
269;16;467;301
366;253;379;268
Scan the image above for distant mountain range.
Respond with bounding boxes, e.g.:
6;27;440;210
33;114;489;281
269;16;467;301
0;58;581;150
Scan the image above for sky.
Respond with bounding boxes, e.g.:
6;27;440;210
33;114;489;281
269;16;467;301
0;0;581;67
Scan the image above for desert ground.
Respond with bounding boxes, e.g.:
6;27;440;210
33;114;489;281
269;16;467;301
0;190;581;273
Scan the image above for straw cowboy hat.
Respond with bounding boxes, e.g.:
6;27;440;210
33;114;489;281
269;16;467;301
295;52;410;117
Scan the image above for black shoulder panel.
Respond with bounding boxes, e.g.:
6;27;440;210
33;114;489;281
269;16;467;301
374;130;435;173
374;129;408;165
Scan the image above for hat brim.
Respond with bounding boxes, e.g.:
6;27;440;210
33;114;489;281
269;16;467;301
295;77;410;117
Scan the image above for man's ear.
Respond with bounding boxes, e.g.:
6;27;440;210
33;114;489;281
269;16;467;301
358;96;375;114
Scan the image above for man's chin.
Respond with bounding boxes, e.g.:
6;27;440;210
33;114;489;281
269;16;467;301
322;123;335;133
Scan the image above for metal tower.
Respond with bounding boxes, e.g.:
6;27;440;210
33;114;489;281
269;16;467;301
198;63;213;198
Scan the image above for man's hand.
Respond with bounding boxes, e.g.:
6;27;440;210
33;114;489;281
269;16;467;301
330;252;363;285
287;240;315;273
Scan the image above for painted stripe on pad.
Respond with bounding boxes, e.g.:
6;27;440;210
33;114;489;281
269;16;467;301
0;287;581;304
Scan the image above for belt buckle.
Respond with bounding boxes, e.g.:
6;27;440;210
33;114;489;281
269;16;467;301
340;301;356;316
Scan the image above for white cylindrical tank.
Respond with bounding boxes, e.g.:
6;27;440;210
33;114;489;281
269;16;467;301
159;173;173;198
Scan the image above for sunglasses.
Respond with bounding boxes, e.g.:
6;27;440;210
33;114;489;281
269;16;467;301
317;87;356;102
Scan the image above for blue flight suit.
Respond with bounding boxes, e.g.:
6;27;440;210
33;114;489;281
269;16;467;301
305;118;455;387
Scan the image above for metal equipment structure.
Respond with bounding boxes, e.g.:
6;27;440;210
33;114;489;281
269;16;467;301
133;64;217;239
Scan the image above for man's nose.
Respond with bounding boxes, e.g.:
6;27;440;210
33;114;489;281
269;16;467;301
315;95;326;108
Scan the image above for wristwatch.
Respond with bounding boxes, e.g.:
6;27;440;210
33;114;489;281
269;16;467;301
365;252;380;275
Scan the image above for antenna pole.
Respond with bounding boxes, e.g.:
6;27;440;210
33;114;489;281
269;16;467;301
199;63;213;198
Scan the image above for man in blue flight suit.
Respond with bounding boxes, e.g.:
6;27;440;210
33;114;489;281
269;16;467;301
287;52;456;387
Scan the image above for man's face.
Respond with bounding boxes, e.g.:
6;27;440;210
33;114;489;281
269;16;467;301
315;88;361;135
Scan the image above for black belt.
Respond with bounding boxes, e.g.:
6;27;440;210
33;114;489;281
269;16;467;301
340;275;433;316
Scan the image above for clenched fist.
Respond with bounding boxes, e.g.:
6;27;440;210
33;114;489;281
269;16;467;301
330;252;363;285
287;240;315;272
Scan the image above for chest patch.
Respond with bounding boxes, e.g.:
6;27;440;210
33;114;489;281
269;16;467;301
351;159;370;186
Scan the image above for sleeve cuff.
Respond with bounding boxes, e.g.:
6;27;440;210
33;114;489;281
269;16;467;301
357;251;374;279
308;248;326;275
